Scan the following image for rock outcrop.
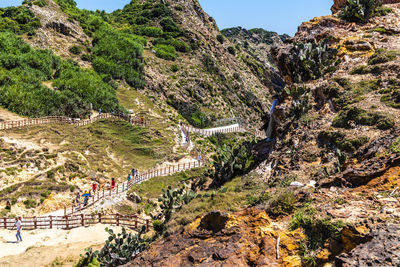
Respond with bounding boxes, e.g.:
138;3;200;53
331;0;400;13
335;223;400;266
126;209;305;266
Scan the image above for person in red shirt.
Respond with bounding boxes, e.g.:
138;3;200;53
111;178;115;189
92;183;97;193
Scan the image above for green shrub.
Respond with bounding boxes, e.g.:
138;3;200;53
92;27;145;88
47;170;55;179
267;190;297;217
290;208;345;261
138;26;162;37
211;141;257;186
69;45;82;55
0;6;41;34
152;38;190;52
171;64;179;72
32;0;48;7
23;199;37;209
287;39;338;83
202;54;219;74
154;44;177;61
216;34;224;44
159;17;180;34
286;86;312;119
332;106;394;130
339;0;382;23
368;49;397;65
350;65;370;75
380;79;400;108
227;46;235;55
318;130;369;153
152;220;165;235
75;248;100;267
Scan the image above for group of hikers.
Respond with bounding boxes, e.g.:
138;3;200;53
73;168;137;210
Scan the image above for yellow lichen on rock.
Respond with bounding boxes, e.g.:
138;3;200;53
282;255;302;267
337;36;375;57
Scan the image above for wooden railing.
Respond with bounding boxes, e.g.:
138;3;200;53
1;213;151;231
182;124;245;137
64;160;205;216
0;113;150;130
182;123;265;138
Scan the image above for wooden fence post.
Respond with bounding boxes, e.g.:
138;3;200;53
65;215;69;229
49;215;52;229
64;206;66;217
99;214;102;223
3;217;6;229
34;216;37;229
81;214;85;226
134;215;138;229
146;219;150;231
116;213;120;226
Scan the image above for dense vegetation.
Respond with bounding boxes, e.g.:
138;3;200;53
0;32;119;117
92;26;146;88
210;138;258;186
0;5;40;35
76;227;153;267
339;0;392;23
291;40;339;83
111;0;192;60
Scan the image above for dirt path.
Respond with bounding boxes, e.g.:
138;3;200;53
0;108;23;122
0;225;124;266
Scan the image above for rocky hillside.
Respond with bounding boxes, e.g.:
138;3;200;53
122;2;400;266
221;27;287;92
6;0;282;128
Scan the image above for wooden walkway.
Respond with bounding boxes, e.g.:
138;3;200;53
1;213;150;231
0;113;149;130
0;114;258;231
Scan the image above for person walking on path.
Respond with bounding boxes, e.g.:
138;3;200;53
131;168;136;177
88;111;91;120
76;192;80;204
92;183;97;193
128;174;132;182
111;178;115;190
99;108;102;116
197;154;202;165
12;217;22;242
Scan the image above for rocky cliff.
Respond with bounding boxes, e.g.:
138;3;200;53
125;2;400;266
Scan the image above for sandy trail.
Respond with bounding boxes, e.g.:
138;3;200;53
0;107;23;122
0;224;124;266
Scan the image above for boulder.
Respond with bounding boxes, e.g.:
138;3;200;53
127;191;142;203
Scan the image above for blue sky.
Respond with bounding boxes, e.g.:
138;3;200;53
0;0;332;35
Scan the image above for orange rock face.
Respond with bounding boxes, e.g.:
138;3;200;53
331;0;400;13
126;209;305;267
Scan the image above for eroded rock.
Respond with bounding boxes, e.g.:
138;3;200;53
335;223;400;266
125;209;304;266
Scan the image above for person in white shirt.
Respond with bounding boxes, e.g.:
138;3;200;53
12;217;22;242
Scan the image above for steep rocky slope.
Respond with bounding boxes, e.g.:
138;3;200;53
21;0;281;128
124;2;400;266
221;27;287;92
